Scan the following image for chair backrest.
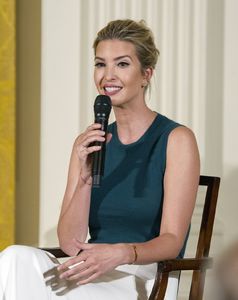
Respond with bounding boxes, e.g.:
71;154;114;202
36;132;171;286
189;175;220;298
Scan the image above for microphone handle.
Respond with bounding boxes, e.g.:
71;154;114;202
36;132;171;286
92;117;108;187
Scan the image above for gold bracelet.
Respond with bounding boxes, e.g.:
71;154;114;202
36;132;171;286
131;244;138;264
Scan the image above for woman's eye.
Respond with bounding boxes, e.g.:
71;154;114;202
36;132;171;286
118;61;129;67
94;62;105;68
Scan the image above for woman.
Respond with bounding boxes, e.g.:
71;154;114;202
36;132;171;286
0;19;200;299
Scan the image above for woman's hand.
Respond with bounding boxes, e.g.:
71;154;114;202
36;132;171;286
57;239;132;285
73;123;106;182
57;126;112;253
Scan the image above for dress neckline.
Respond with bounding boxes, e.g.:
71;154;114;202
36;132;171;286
112;113;161;148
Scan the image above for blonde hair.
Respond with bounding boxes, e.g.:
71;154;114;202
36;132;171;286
93;19;160;72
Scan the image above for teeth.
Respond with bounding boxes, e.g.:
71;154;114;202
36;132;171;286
104;86;121;92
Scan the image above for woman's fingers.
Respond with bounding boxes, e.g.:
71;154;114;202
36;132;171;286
75;125;106;160
79;135;105;149
61;263;95;282
77;272;99;285
81;145;101;155
57;246;91;273
58;256;101;284
78;131;105;147
58;256;92;280
74;123;112;164
85;123;102;132
58;255;86;273
84;129;105;140
55;243;120;285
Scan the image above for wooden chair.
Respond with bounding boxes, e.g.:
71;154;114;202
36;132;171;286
148;175;220;300
42;175;220;300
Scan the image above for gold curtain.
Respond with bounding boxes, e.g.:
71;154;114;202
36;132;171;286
0;0;15;250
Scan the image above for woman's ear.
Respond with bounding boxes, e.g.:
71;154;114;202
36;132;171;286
142;67;153;86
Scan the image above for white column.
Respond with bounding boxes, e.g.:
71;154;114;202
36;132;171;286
190;0;207;161
40;0;81;246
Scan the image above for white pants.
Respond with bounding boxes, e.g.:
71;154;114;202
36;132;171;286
0;245;178;300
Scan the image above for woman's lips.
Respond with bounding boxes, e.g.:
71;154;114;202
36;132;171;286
104;86;122;96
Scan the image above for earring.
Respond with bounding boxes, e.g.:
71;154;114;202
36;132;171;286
141;79;148;88
141;82;148;88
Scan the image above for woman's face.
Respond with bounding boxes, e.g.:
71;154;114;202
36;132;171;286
94;39;150;107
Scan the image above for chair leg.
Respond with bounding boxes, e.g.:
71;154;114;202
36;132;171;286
189;270;206;300
149;266;169;300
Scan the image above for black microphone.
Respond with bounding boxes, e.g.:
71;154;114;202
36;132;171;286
92;95;112;187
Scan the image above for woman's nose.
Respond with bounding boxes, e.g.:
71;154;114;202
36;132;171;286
104;66;116;80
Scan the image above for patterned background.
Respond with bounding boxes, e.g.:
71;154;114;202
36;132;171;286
0;0;15;250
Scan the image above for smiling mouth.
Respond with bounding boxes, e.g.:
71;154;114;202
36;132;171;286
104;86;122;93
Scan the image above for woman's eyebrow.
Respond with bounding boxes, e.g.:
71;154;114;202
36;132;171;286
114;55;132;61
94;55;132;61
94;56;105;61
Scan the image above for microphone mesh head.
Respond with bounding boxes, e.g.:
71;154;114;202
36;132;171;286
94;95;112;118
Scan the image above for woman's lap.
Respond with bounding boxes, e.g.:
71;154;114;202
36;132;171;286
0;245;178;300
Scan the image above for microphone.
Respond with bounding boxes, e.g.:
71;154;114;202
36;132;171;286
92;95;112;187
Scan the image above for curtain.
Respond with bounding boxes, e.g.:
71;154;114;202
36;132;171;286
0;0;15;250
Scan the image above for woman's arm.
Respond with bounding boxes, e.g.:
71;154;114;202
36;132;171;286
132;126;200;263
57;123;106;256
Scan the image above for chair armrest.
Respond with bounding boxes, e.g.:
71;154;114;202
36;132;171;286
149;257;212;300
40;247;69;258
158;257;213;272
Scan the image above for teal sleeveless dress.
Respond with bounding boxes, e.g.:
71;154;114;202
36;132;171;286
89;113;187;258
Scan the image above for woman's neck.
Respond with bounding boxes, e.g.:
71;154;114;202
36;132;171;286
113;106;157;145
